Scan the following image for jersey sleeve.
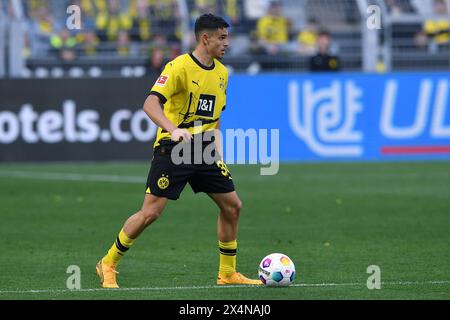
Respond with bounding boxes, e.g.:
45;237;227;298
222;69;228;111
149;62;185;104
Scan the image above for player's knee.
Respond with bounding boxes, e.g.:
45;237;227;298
224;200;242;221
140;209;162;226
235;200;242;213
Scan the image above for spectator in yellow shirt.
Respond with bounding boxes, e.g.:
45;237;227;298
423;0;449;50
50;29;78;62
96;0;133;41
297;18;318;56
256;1;290;55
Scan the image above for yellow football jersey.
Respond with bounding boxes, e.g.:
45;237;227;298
424;19;450;45
150;53;228;148
257;16;289;44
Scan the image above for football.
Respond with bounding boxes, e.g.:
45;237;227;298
258;253;296;287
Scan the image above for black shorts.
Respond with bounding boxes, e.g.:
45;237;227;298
145;140;235;200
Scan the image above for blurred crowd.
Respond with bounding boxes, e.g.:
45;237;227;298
1;0;343;72
413;0;450;53
5;0;184;66
385;0;449;52
1;0;449;74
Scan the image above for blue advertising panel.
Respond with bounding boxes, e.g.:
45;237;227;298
221;72;450;162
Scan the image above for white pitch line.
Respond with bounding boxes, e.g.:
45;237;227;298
0;170;274;184
0;171;144;184
1;281;449;295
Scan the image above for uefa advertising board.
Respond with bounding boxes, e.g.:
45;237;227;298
1;72;449;162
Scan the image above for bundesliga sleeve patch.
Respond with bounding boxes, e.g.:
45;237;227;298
155;75;169;87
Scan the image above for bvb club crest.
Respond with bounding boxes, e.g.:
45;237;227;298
158;175;170;190
219;77;225;91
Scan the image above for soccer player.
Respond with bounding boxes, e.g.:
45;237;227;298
96;14;262;288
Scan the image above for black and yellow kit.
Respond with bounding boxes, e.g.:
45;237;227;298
146;53;234;200
150;53;228;148
309;53;340;72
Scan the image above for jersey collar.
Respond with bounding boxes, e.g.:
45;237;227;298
189;53;215;71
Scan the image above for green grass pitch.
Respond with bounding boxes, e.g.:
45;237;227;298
0;161;449;300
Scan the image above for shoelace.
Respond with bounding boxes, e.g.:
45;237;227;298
104;266;119;275
234;272;244;278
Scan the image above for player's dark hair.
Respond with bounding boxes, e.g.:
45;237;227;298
194;14;229;41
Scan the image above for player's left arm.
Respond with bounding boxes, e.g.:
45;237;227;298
214;68;228;160
214;119;224;161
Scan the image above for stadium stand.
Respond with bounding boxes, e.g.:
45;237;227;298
0;0;449;78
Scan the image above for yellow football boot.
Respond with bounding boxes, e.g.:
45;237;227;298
96;260;119;289
217;272;263;285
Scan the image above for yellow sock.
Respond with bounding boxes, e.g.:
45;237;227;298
102;229;135;267
219;240;237;276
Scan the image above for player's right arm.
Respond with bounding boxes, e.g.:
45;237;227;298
145;60;192;142
143;95;192;142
